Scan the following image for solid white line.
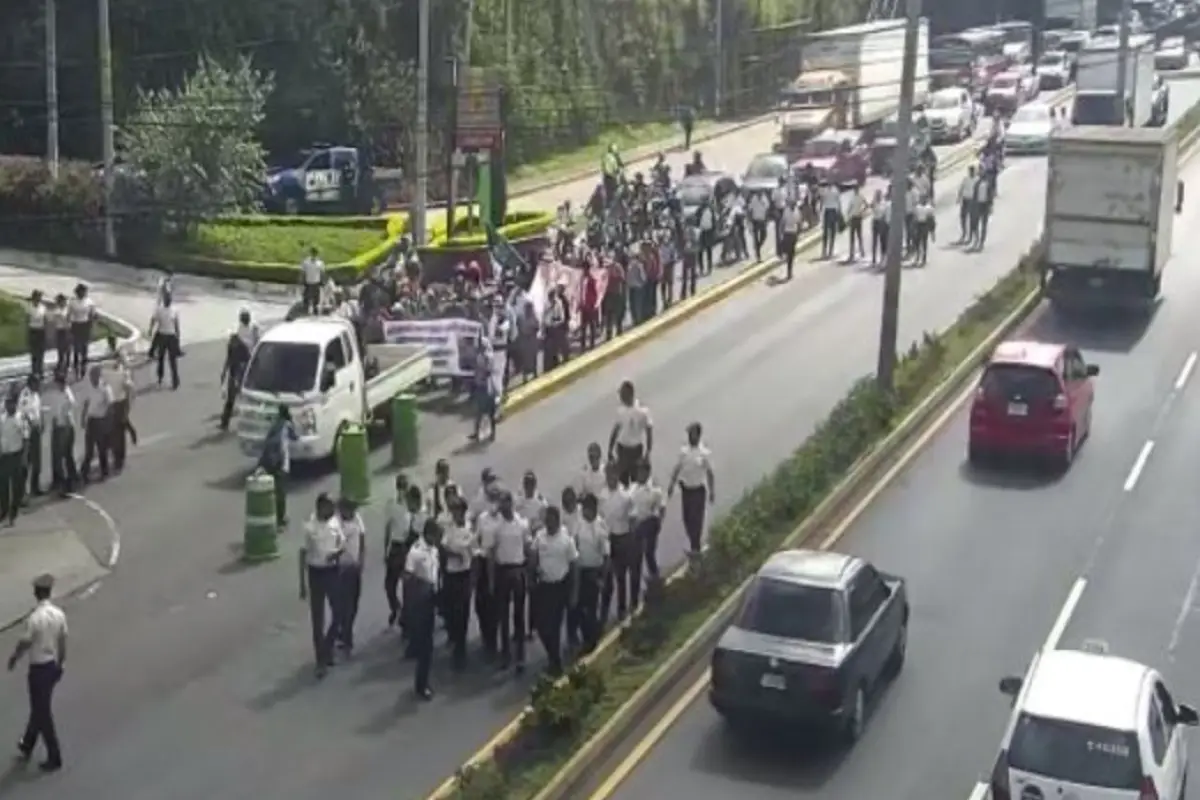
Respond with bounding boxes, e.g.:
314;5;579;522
67;493;121;568
967;781;991;800
1123;441;1155;492
1176;352;1197;391
1043;578;1088;653
1168;555;1200;661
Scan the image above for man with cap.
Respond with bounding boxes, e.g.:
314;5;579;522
8;573;67;772
334;496;366;654
298;493;345;677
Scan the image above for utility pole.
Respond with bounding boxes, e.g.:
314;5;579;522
505;0;513;70
413;0;430;245
714;0;724;117
875;0;921;393
45;0;59;179
98;0;116;257
1115;0;1132;126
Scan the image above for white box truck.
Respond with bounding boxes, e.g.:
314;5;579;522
1045;0;1098;30
1043;125;1176;312
1072;35;1155;127
234;316;434;463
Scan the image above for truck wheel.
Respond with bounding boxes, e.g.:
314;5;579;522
284;197;301;215
842;684;867;744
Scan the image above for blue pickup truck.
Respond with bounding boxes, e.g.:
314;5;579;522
262;145;404;215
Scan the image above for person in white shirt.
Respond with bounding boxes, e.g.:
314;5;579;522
383;474;414;625
391;483;427;632
697;202;717;275
44;371;77;496
0;388;29;524
844;184;868;262
8;573;67;771
778;198;802;280
748;192;770;261
487;491;532;672
300;247;326;314
155;270;173;307
48;294;70;374
570;493;610;653
440;498;475;669
871;188;891;266
598;463;636;625
957;165;978;243
515;470;548;641
608;380;653;485
426;458;459;520
532;505;578;675
149;293;181;390
334;497;367;653
913;194;935;265
27;290;47;379
79;365;112;484
472;480;504;657
574;442;607;500
970;167;993;248
819;181;843;260
19;375;44;498
630;460;666;579
67;284;95;382
298;494;345;677
404;517;440;699
668;421;717;555
904;178;921;255
770;177;789;250
108;352;136;472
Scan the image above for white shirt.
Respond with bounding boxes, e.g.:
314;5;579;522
749;194;769;221
152;306;179;337
19;389;42;430
22;600;67;665
821;186;841;211
109;364;133;403
83;382;113;419
28;302;45;330
534;528;578;583
44;387;75;428
489;515;531;566
780;206;801;234
68;296;94;324
630;480;665;520
599;486;634;535
514;491;548;532
699;208;715;231
441;522;475;573
846;193;868;219
339;513;366;566
771;186;787;209
0;412;28;454
236;321;260;351
156;275;173;304
574;465;607;500
958;176;978;202
301;257;325;285
574;517;610;568
974;178;992;205
906;188;920;211
426;480;459;518
47;307;66;332
385;499;411;547
468;487;496;525
405;538;440;585
675;444;712;488
913;175;930;199
914;202;934;223
304;515;345;567
872;200;891;221
615;402;653;449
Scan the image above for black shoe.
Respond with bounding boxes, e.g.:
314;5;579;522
415;687;434;701
387;610;398;626
38;760;61;772
15;743;31;762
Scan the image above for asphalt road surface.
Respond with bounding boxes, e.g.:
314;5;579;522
0;90;1067;798
600;83;1200;800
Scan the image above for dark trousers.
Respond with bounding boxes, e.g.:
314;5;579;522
302;283;322;314
27;425;42;495
615;443;644;486
81;416;109;481
680;255;698;298
154;333;180;389
49;424;76;495
636;516;662;578
220;376;242;430
267;467;287;526
0;451;23;522
336;566;362;649
111;399;132;471
872;220;889;264
601;533;642;624
959;201;972;241
751;220;767;260
54;329;69;373
495;564;527;666
602;293;626;339
20;662;62;765
822;209;840;257
536;578;570;675
681;486;707;553
443;570;473;666
384;541;407;622
306;565;340;668
780;232;798;279
474;555;497;654
408;582;436;693
699;230;715;274
70;322;90;380
569;567;603;653
846;217;865;260
28;328;46;378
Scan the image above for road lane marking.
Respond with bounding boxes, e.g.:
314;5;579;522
1167;554;1200;661
1175;352;1197;391
1043;578;1087;653
67;493;121;568
1123;441;1155;492
968;782;990;800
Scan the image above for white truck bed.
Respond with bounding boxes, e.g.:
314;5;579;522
365;344;434;412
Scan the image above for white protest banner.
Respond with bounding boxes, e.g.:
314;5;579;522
380;318;483;378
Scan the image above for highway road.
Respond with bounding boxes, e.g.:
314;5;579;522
596;84;1200;800
0;91;1066;798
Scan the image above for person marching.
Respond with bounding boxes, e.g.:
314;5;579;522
748;190;770;262
515;470;547;641
819;180;842;259
440;497;475;670
67;285;95;382
571;493;610;653
630;459;666;580
27;290;47;379
334;496;366;654
19;375;43;499
845;184;868;262
45;371;77;497
560;487;583;651
485;491;532;673
257;406;296;528
48;295;70;377
394;484;427;638
149;293;181;390
298;493;344;678
532;505;578;677
870;188;891;267
219;329;252;432
426;458;459;621
598;461;637;625
471;470;502;659
404;517;441;700
109;349;136;473
912;192;935;266
0;388;29;524
778;197;802;280
667;421;716;557
8;574;67;772
383;474;414;626
608;380;653;486
574;442;608;500
300;247;326;315
957;165;979;244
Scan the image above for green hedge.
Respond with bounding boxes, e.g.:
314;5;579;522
0;291;124;358
442;251;1043;799
419;210;556;255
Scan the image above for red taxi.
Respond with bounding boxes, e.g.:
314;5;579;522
968;340;1098;469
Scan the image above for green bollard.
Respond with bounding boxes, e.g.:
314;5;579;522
391;393;419;467
243;471;279;562
338;423;371;505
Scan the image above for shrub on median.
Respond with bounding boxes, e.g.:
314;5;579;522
445;250;1043;800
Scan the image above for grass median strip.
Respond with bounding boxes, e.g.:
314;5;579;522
0;292;122;360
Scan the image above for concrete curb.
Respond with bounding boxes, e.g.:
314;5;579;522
0;299;143;383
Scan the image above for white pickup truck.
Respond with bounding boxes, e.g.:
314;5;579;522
234;316;433;463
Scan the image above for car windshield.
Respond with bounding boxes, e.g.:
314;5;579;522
737;576;840;643
991;76;1017;89
929;93;960;109
243;341;321;395
1012;106;1049;123
980;363;1060;401
1008;714;1143;790
801;138;841;158
746;156;786;180
677;180;712;205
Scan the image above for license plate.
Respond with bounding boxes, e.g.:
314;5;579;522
1007;403;1028;416
760;673;786;690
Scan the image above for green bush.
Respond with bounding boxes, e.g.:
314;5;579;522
443;251;1043;800
423;210;556;255
0;157;105;254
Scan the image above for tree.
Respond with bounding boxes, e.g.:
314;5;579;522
118;55;273;219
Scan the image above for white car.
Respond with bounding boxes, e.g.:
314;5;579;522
1156;37;1188;71
1037;50;1072;90
923;87;975;142
990;646;1198;800
1004;103;1060;154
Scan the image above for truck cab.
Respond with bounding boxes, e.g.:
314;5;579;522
234;317;433;463
777;71;852;157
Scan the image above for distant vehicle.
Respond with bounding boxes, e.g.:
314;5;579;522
986;71;1032;115
923;87;976;142
1057;30;1091;53
1037;50;1074;89
968;339;1098;469
709;549;909;742
970;21;1034;64
262;144;400;216
793;130;868;188
868;113;930;176
1156;36;1188;70
990;646;1198;800
741;153;790;198
1005;103;1062;155
676;171;739;220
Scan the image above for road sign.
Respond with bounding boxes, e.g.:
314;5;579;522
456;67;502;151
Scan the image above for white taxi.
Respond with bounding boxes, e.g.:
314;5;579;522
990;645;1198;800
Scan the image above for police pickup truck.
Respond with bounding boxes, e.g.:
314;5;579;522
262;144;403;215
709;549;908;742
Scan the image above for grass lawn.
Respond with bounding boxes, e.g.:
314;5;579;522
0;293;118;359
508;118;715;189
174;221;389;265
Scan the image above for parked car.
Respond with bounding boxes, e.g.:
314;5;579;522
742;153;790;198
923;87;976;143
1004;102;1062;155
792;129;868;188
1156;35;1189;70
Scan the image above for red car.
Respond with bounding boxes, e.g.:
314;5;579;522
968;340;1098;469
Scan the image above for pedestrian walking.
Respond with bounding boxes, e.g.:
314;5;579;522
300;247;326;315
440;497;475;669
298;493;344;678
472;471;502;658
45;371;77;497
845;184;867;262
79;366;112;484
393;485;427;638
27;290;47;379
913;194;935;266
679;104;695;150
630;460;666;579
48;295;69;377
0;389;29;524
608;380;653;486
573;442;608;500
8;574;66;772
778;199;801;280
335;497;366;654
20;376;43;498
599;462;637;625
570;493;609;653
871;189;890;266
958;166;978;243
970;168;994;249
383;474;415;626
149;294;181;390
257;406;296;528
533;506;577;677
667;421;716;556
486;491;531;673
516;471;547;641
219;328;252;432
749;192;770;262
819;181;842;259
404;518;441;700
67;285;95;382
109;351;136;472
468;341;499;443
